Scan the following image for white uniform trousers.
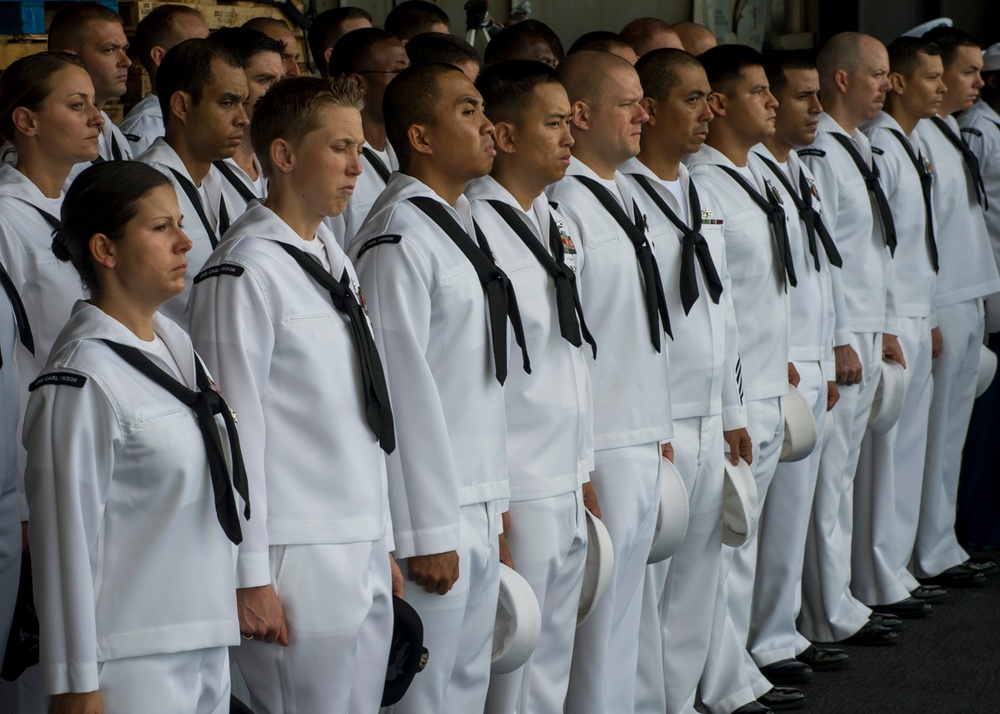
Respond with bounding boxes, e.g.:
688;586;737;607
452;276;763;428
913;299;984;577
485;490;588;714
637;418;723;714
698;397;785;714
566;442;661;714
748;362;829;667
800;332;881;642
97;647;230;713
236;539;393;714
386;502;500;714
852;317;932;604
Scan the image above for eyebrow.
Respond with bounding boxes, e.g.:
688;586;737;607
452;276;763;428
458;95;481;107
686;89;708;98
219;91;245;102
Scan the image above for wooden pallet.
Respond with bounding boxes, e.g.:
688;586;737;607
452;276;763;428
0;1;118;36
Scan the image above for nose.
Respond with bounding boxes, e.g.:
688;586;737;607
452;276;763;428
119;49;131;69
235;102;249;127
286;59;301;78
348;149;363;177
973;71;985;90
176;227;193;254
561;122;574;148
765;90;778;109
634;102;649;124
809;93;823;115
90;103;105;127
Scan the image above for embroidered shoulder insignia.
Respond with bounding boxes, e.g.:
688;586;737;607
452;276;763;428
194;263;245;284
796;148;826;158
29;372;87;391
124;133;141;143
961;127;983;137
871;146;885;155
358;234;402;258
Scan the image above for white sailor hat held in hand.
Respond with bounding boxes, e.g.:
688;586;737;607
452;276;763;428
722;457;759;547
648;458;690;564
780;384;818;463
983;43;1000;73
976;343;997;398
491;564;542;674
902;17;952;38
868;360;906;433
578;508;615;626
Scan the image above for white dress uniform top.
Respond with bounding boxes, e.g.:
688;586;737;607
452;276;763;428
685;146;789;714
119;93;164;158
468;176;592;714
137;137;228;325
0;163;81;519
622;158;747;714
348;173;507;714
0;258;22;663
960;100;1000;325
2;110;133;174
188;203;392;713
851;112;938;607
797;113;890;642
24;301;239;708
547;157;674;714
331;141;398;250
214;156;265;221
912;115;1000;578
748;146;837;678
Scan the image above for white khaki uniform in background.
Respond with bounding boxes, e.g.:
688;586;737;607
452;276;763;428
748;146;837;677
852;113;938;604
119;93;165;158
469;177;592;714
622;159;746;714
798;113;892;642
548;157;674;714
686;146;789;714
912;115;1000;577
137;138;229;324
24;302;239;713
0;259;21;666
349;174;508;714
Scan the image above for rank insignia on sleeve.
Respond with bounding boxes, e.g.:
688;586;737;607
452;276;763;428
29;372;87;391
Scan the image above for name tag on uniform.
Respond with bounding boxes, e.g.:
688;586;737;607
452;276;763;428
194;263;245;283
358;234;402;258
29;372;87;391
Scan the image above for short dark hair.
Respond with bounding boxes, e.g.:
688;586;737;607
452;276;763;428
922;26;980;68
406;32;480;71
383;63;462;172
156;39;242;127
210;26;285;69
0;52;88;139
307;6;373;76
54;161;173;296
520;20;564;62
327;28;398;78
635;48;703;100
476;60;561;124
134;4;206;75
48;2;123;53
699;44;765;95
762;50;816;97
568;31;631;56
484;23;553;65
385;1;450;42
251;76;364;177
887;37;943;79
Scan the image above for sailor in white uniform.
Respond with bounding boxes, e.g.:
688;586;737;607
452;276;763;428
471;61;595;714
136;39;248;324
797;33;904;646
24;160;245;714
853;37;946;615
349;64;518;714
622;49;749;714
548;51;675;714
911;27;1000;585
189;77;395;714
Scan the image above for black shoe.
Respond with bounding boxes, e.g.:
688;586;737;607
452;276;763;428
841;621;899;646
759;658;814;686
869;612;902;631
759;687;806;711
965;558;997;576
796;644;849;671
911;584;946;601
920;564;987;588
732;702;772;714
872;597;932;618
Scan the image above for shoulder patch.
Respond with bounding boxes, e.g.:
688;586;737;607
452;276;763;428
193;263;245;284
357;234;402;258
960;127;983;137
29;372;87;391
124;133;141;143
871;146;884;155
796;148;826;158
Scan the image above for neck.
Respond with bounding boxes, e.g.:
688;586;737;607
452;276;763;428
571;142;619;180
637;139;682;181
15;144;77;198
705;124;751;167
264;182;323;242
362;114;387;151
166;132;211;186
937;106;959;120
406;163;468;206
232;141;257;179
884;102;919;136
490;160;544;211
825;102;860;135
91;293;157;342
762;135;792;162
